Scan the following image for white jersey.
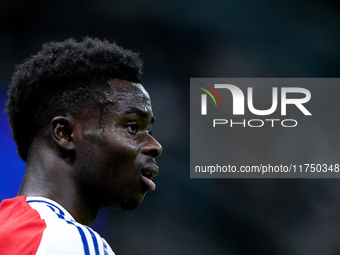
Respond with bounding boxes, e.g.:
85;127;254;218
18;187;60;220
0;196;115;255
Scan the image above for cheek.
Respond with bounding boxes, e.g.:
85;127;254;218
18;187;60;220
105;135;140;164
106;130;141;160
99;140;140;177
79;127;141;174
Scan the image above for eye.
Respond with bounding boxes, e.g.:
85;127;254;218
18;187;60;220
126;122;140;133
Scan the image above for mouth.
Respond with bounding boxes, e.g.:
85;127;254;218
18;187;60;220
141;165;159;191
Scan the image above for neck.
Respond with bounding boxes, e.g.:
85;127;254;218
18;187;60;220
18;147;99;226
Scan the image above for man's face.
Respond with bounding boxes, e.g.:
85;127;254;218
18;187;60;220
75;79;162;210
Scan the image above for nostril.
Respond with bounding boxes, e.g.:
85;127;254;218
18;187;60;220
149;147;162;158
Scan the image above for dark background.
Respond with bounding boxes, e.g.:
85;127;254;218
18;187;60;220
1;1;340;254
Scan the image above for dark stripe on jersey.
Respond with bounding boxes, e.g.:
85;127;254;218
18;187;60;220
27;200;65;216
45;205;65;219
85;226;100;254
103;241;109;255
73;224;90;255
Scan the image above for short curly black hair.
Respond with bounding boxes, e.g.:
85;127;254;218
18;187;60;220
6;37;143;161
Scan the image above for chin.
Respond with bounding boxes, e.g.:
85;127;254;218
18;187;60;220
119;193;145;210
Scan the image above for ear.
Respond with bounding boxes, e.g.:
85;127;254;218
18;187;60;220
50;116;76;151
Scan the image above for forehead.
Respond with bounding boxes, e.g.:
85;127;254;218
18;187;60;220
106;79;152;113
108;79;149;99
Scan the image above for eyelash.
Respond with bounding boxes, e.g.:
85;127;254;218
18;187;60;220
126;123;140;133
126;122;153;136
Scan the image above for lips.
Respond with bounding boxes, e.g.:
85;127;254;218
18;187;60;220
141;165;159;191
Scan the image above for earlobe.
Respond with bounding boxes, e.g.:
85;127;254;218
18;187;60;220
51;116;75;151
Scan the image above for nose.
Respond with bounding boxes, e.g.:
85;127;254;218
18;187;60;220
142;134;163;158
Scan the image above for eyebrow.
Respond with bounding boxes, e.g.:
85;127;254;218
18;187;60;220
122;107;155;124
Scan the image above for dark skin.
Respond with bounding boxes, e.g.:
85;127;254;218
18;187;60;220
18;79;162;226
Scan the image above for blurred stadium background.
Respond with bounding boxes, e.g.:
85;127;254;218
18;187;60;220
1;1;340;254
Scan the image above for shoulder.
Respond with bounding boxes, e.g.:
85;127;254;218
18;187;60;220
36;220;115;255
0;197;115;255
19;197;115;255
27;198;115;255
